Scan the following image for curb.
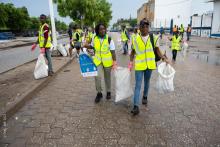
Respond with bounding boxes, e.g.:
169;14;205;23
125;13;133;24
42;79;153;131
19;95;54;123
0;35;68;51
0;56;75;127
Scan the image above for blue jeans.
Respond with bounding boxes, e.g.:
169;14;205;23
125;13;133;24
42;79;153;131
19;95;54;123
133;69;153;106
122;41;128;54
45;49;53;72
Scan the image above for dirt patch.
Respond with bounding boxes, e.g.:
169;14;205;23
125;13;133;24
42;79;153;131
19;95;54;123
0;62;36;109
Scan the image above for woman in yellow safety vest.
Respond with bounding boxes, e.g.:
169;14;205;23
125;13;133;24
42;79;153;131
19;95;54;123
169;31;182;63
84;23;117;103
128;20;170;115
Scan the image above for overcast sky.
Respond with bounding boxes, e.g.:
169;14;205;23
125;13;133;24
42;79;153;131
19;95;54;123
1;0;213;26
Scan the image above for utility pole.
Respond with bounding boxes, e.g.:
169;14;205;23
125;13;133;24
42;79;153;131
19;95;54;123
48;0;57;50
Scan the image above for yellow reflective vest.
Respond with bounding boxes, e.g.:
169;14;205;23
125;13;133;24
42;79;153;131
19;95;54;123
88;31;94;41
171;35;181;51
121;29;128;42
39;23;52;48
132;34;158;70
92;35;113;67
131;33;137;47
71;30;82;46
180;26;184;33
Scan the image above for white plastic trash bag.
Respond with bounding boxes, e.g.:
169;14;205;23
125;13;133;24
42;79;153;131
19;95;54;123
156;62;175;93
181;41;188;60
64;44;70;56
114;67;133;102
183;41;188;49
57;44;67;56
34;54;48;79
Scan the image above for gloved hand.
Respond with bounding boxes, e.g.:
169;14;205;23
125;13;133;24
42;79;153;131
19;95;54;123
112;61;117;70
31;43;37;51
40;48;45;54
128;61;133;71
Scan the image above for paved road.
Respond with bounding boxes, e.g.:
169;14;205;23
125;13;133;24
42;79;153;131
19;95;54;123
0;33;220;146
0;38;69;74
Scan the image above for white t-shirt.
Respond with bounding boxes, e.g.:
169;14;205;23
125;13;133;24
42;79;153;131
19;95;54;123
91;36;115;51
141;34;160;47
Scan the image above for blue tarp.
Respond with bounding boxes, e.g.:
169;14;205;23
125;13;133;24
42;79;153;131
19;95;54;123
79;53;98;77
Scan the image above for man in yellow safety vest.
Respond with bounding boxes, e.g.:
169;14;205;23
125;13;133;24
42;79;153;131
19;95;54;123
128;19;169;115
186;24;192;41
31;14;54;76
121;25;130;55
69;25;82;57
179;24;184;38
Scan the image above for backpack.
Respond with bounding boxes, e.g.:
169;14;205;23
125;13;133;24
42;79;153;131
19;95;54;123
149;33;161;62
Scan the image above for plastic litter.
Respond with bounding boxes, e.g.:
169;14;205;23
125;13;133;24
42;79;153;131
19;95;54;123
114;67;133;102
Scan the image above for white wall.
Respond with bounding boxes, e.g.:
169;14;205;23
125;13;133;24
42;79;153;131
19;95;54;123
153;0;214;29
212;1;220;34
202;14;212;27
192;16;202;27
154;0;192;28
191;0;213;15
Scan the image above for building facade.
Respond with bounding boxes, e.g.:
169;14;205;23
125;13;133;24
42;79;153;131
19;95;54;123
210;0;220;37
137;0;155;25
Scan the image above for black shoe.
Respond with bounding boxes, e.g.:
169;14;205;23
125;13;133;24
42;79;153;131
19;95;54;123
95;92;103;103
142;96;148;105
48;71;54;76
106;92;111;100
131;106;139;116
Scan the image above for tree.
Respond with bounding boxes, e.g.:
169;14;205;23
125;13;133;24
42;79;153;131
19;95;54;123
54;0;112;26
112;18;137;30
28;17;41;30
0;3;30;32
55;19;67;31
0;3;9;28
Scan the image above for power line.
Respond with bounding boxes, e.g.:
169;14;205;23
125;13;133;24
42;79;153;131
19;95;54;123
156;0;191;7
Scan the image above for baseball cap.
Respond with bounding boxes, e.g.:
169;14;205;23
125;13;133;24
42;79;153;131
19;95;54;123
140;19;150;26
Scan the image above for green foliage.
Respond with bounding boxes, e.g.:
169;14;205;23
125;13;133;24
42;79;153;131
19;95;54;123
0;3;30;31
0;3;8;28
54;0;112;27
0;3;67;32
55;19;67;31
112;18;137;29
28;17;41;30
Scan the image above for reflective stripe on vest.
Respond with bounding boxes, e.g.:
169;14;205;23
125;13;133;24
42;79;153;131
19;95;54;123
39;23;52;48
133;34;157;70
93;35;113;67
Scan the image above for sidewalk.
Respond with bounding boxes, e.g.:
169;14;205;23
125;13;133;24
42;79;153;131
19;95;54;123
0;47;219;146
0;56;72;110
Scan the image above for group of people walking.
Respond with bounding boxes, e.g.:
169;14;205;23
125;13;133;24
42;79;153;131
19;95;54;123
32;14;189;116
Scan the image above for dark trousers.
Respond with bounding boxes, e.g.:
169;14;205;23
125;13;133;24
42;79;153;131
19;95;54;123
45;49;53;72
187;32;191;41
123;41;128;54
172;50;178;61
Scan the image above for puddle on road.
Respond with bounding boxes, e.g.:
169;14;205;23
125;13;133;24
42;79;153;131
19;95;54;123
189;50;220;66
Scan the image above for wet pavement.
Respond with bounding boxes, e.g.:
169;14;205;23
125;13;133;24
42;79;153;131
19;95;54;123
189;50;220;66
0;34;220;147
